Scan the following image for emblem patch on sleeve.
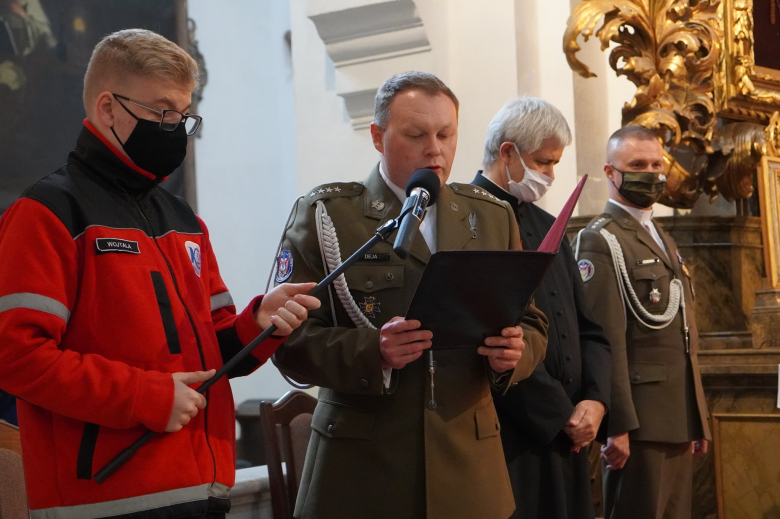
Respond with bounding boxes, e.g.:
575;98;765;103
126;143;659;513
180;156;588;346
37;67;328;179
578;259;595;282
359;296;381;318
185;241;202;277
275;250;294;283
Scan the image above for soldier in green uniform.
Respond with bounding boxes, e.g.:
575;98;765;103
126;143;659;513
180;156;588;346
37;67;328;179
271;72;549;519
574;126;711;519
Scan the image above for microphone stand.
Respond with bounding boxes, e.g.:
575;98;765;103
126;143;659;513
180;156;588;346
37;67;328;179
94;217;404;483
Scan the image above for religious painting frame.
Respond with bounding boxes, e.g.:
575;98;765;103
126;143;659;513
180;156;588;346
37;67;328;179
0;0;203;213
711;413;780;518
757;155;780;287
719;0;780;122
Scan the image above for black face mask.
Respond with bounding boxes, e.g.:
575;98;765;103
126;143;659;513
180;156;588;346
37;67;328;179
611;167;667;208
110;102;188;179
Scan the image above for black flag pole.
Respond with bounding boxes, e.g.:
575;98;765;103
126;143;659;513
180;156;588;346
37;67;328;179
94;217;402;483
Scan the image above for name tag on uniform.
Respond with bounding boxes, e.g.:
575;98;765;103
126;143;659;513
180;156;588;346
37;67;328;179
95;238;140;254
361;253;391;262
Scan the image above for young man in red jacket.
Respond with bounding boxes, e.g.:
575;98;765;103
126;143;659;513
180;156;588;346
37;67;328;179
0;29;319;519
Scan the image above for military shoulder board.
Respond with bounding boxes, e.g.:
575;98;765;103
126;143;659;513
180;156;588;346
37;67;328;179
306;183;363;205
449;183;506;207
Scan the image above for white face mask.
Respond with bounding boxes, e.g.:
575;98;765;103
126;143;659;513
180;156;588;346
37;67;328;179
505;145;553;202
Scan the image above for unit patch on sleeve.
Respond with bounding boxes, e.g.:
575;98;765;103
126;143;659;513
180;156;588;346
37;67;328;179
185;241;202;277
275;249;294;283
95;238;140;255
578;259;595;282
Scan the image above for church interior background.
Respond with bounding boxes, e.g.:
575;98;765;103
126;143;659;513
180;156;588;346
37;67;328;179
2;0;780;517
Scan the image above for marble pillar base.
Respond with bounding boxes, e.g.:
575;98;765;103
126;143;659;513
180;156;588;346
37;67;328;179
750;288;780;349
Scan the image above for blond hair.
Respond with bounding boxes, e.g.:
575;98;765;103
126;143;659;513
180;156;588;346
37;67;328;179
83;29;199;113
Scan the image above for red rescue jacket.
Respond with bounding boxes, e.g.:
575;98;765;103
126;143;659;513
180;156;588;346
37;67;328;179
0;122;283;518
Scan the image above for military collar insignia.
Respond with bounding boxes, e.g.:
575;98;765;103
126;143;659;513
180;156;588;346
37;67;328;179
371;200;385;211
468;212;478;239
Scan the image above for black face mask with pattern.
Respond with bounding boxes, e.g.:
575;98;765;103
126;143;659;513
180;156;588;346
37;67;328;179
110;102;187;179
611;167;667;208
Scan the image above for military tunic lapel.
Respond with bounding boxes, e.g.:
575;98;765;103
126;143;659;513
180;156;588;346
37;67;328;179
605;203;672;269
435;186;474;251
362;165;431;264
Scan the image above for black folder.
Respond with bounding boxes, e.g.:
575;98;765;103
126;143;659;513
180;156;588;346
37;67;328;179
405;175;587;349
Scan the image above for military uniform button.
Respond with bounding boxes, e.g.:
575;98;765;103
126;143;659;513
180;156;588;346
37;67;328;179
327;424;334;433
566;378;573;384
385;272;394;281
428;400;438;411
556;311;563;316
651;272;656;278
452;184;459;191
359;378;369;389
352;184;360;190
561;333;568;339
550;291;557;296
365;280;374;289
633;375;641;382
566;355;572;361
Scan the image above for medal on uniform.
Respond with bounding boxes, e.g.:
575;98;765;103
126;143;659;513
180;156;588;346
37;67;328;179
359;296;381;318
649;288;661;304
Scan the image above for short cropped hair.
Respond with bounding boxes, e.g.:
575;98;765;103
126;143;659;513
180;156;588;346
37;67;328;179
373;71;459;129
606;125;660;162
482;96;572;166
83;29;199;113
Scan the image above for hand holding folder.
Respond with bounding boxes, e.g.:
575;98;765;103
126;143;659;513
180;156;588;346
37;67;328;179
405;175;588;350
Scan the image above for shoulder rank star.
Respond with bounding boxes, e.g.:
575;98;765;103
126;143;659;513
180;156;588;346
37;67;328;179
650;288;661;304
359;296;381;318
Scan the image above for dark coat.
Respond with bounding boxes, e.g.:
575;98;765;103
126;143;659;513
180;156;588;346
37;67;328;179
473;172;612;519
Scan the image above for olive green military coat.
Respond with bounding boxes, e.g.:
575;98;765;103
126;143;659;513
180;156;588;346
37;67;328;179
273;166;549;519
576;203;710;443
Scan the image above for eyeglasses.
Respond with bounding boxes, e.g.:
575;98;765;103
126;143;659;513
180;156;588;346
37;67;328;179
112;94;202;136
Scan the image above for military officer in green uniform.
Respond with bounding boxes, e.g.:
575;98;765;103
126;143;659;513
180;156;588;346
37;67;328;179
574;126;711;519
271;71;549;519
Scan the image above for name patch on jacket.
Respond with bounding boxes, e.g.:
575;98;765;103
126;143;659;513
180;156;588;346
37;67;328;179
361;253;391;262
95;238;140;254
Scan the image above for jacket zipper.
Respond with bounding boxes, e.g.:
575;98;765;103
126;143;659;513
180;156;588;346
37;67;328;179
134;195;218;485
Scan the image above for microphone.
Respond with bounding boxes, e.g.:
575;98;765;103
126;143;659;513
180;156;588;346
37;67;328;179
393;169;441;259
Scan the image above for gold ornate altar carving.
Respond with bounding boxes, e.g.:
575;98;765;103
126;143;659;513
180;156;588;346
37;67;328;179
564;0;780;208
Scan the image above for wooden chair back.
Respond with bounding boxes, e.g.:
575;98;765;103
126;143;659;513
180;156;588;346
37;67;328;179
0;422;21;456
260;390;317;519
0;448;28;519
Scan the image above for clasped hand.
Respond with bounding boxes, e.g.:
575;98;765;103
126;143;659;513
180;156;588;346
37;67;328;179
380;318;525;373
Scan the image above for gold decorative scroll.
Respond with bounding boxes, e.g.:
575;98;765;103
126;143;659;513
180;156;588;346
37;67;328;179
564;0;722;156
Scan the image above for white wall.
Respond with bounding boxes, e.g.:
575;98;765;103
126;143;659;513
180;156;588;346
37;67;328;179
291;0;520;192
189;0;302;409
